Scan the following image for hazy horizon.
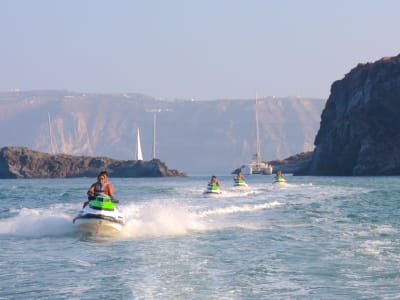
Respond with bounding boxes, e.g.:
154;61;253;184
1;0;399;100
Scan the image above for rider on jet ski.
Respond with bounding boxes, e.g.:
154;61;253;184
83;171;116;208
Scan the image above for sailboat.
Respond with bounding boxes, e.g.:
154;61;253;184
136;128;144;161
241;96;273;175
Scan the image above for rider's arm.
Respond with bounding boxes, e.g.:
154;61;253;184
87;183;95;196
108;183;115;198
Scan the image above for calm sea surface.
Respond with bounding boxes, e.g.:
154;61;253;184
1;175;400;299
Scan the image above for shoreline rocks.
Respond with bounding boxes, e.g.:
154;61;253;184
0;146;186;178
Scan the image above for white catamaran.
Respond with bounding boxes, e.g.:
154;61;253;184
242;96;273;175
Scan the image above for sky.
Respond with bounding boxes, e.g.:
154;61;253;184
1;0;400;100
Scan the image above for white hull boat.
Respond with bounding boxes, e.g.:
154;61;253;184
242;161;273;175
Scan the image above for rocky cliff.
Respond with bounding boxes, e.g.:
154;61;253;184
0;146;186;178
298;54;400;175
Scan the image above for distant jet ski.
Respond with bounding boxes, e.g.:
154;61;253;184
272;176;288;187
203;183;222;195
233;178;248;187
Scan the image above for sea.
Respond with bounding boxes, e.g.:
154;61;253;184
1;175;399;300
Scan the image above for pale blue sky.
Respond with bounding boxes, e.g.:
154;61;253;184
1;0;399;100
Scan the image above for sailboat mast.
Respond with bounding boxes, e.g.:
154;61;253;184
255;95;261;164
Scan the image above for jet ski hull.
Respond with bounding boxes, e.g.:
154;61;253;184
203;188;222;196
233;182;248;187
273;179;288;187
73;205;124;235
74;215;124;234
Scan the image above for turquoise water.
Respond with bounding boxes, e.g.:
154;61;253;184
1;175;400;299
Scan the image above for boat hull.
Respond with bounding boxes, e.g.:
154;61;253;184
203;187;222;196
242;163;273;175
73;206;124;235
273;179;288;187
74;217;123;234
204;190;222;194
233;182;248;188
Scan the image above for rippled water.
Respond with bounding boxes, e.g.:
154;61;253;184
1;175;400;299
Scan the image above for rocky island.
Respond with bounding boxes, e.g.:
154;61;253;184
0;146;186;179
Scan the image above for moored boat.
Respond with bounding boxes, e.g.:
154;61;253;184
240;95;273;175
242;160;273;175
73;194;125;235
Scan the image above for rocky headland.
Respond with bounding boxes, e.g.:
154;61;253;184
270;152;313;174
297;54;400;175
0;146;186;179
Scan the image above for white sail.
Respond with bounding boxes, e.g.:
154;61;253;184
136;128;144;161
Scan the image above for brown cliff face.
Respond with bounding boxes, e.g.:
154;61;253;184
299;54;400;175
0;146;186;178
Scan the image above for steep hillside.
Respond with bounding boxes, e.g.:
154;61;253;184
0;91;325;173
299;54;400;175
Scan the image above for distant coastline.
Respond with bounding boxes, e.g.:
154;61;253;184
0;90;324;174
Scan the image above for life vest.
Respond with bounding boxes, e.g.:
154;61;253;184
94;182;111;195
208;180;219;187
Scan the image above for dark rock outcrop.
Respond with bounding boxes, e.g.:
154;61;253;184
298;54;400;175
0;146;186;178
231;152;313;174
270;152;314;174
